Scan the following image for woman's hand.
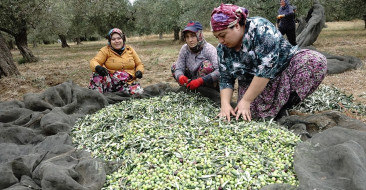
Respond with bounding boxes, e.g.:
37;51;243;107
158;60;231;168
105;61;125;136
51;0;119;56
277;14;285;19
235;99;252;121
218;103;236;122
218;88;235;122
235;76;270;122
135;70;143;78
95;65;109;76
186;78;203;90
178;75;189;86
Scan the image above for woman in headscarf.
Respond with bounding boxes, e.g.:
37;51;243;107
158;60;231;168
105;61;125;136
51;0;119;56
277;0;297;45
89;28;144;95
171;21;220;91
210;4;327;122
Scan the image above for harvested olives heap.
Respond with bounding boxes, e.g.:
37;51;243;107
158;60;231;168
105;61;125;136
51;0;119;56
295;84;366;115
72;92;300;189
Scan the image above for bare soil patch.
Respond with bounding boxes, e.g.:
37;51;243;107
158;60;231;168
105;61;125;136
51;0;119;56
314;20;366;105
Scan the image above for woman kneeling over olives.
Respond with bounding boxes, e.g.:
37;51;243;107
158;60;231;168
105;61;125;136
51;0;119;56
89;28;144;95
171;21;220;91
211;4;327;122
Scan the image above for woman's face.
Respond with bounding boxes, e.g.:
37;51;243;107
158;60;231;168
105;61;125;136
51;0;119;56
280;0;286;7
213;24;243;50
184;31;198;48
110;33;123;49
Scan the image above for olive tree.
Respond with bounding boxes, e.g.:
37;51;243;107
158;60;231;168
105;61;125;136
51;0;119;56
321;0;366;21
68;0;94;45
31;0;104;48
0;32;20;78
179;0;220;29
87;0;132;38
0;0;52;62
29;0;73;48
132;0;154;36
134;0;183;40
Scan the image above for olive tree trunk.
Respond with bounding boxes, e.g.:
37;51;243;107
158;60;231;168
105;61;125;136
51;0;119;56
173;27;180;41
14;27;38;62
8;40;14;50
0;32;20;78
58;34;70;48
75;37;82;45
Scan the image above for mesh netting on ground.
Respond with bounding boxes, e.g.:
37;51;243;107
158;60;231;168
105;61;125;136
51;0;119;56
1;81;366;189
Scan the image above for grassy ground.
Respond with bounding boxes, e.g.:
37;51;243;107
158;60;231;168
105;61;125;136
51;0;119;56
1;20;365;115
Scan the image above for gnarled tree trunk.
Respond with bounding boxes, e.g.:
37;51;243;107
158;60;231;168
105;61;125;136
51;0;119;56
173;27;180;41
296;2;325;47
32;41;38;48
14;27;38;62
8;40;14;50
75;37;82;45
0;32;20;78
58;34;70;48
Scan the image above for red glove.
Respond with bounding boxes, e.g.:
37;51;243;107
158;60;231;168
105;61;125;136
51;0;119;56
187;78;204;90
178;75;189;86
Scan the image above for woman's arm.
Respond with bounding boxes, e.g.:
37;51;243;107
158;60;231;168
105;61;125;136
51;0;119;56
201;44;220;83
284;12;295;19
174;45;188;79
219;88;236;122
217;44;236;122
235;76;269;121
242;76;269;103
90;47;108;71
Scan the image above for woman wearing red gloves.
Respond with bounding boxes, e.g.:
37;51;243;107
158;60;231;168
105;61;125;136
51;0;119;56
171;21;220;91
89;28;144;95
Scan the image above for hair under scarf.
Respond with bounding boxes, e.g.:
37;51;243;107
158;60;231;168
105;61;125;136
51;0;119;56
210;4;249;32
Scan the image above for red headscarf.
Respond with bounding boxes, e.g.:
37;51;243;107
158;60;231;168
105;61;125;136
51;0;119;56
210;4;249;32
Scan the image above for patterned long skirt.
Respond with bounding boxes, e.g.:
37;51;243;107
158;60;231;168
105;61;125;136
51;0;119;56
238;49;327;119
89;71;143;95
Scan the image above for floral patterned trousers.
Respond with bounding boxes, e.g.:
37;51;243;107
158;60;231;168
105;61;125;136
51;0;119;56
238;49;327;119
89;71;143;95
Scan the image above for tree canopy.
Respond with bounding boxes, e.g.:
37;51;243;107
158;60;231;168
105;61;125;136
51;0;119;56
0;0;51;62
0;0;364;63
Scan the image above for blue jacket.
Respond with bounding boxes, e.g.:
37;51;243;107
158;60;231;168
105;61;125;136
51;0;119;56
277;0;296;29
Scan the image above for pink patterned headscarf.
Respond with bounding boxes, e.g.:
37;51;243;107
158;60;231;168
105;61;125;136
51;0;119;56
210;4;249;32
